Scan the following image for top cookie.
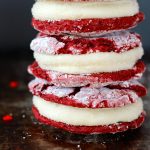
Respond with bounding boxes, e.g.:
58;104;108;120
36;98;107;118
32;0;144;36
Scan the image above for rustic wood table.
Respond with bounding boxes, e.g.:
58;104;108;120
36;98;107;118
0;55;150;150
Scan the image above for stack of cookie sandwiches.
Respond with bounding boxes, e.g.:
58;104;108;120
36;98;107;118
28;0;147;134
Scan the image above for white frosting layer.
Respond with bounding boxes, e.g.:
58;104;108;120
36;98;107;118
34;47;144;74
33;96;143;126
32;0;139;21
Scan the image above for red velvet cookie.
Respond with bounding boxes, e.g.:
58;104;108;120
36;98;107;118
29;78;146;108
30;31;141;54
109;80;147;97
28;61;145;88
32;106;145;134
32;12;144;36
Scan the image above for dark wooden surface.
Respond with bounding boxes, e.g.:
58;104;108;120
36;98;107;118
0;57;150;150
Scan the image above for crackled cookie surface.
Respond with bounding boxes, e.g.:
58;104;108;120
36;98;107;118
31;31;142;54
29;78;146;108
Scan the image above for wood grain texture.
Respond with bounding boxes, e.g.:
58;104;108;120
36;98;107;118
0;59;150;150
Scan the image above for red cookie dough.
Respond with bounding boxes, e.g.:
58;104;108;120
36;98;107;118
28;61;145;88
29;78;146;108
31;31;141;54
32;106;145;134
32;12;144;36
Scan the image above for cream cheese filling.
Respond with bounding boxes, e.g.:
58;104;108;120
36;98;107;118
33;96;143;126
34;46;144;74
32;0;139;21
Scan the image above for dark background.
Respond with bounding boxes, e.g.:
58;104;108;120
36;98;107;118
0;0;149;54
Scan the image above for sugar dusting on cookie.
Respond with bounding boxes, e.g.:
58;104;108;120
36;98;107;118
29;78;141;108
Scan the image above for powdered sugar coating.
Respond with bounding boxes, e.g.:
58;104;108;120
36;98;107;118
29;78;144;108
30;37;65;55
108;80;147;97
102;31;141;53
72;87;138;108
28;78;47;95
30;31;141;55
43;86;74;97
111;80;142;88
29;78;74;97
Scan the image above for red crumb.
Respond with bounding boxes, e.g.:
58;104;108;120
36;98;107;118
2;115;13;122
9;81;19;89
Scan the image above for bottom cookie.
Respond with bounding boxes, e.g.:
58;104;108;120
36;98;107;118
32;96;145;134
